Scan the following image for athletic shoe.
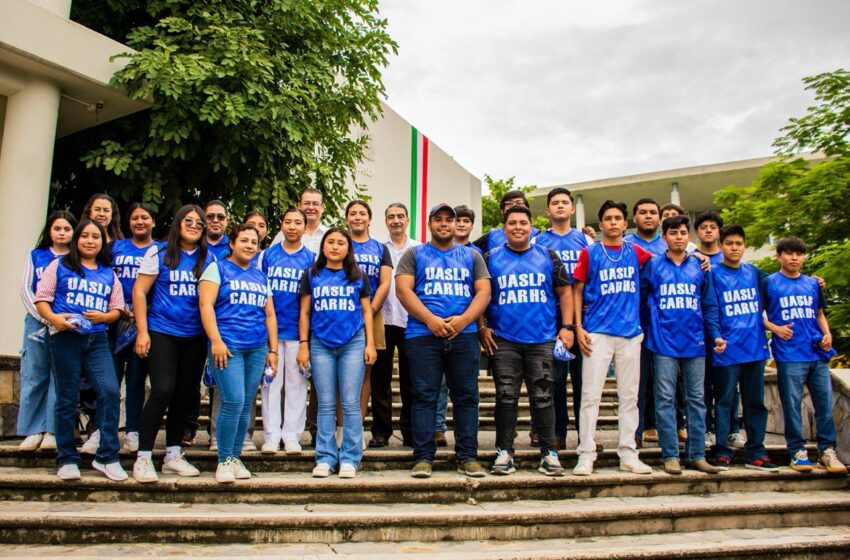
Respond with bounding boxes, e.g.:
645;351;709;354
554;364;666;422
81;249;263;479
728;432;746;449
620;458;653;475
57;464;81;481
162;454;201;477
242;439;257;452
209;437;218;453
133;456;159;483
339;463;357;479
457;460;486;478
261;441;279;454
643;428;659;443
92;460;128;481
818;447;847;474
687;459;721;474
790;449;814;472
283;439;302;456
491;449;516;475
230;458;251;479
663;459;682;475
434;432;448;447
704;431;715;448
122;432;139;452
40;433;57;450
572;456;594;476
312;463;332;478
709;455;731;471
411;461;432;478
677;428;688;442
81;430;101;454
216;461;235;483
538;451;565;476
746;456;780;472
19;434;43;451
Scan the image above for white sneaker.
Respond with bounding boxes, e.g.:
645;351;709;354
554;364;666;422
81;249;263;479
92;459;128;481
209;437;218;452
81;430;101;454
283;439;302;456
230;458;251;479
57;464;81;481
261;441;280;454
704;431;715;448
216;460;235;483
19;434;43;451
728;432;746;449
133;456;159;483
162;454;200;477
242;439;257;452
339;463;357;479
573;456;594;476
312;463;332;478
620;458;653;475
40;433;57;450
122;432;139;452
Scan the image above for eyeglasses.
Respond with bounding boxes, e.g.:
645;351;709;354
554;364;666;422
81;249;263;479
182;218;206;229
300;201;323;207
206;213;227;222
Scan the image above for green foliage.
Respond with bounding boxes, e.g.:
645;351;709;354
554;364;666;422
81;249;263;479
481;175;538;233
715;68;850;340
52;0;396;229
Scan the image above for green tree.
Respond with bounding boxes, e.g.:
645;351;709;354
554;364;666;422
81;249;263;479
715;69;850;345
480;175;547;233
51;0;396;227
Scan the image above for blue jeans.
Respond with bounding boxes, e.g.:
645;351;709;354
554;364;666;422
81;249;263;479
407;333;480;464
713;360;768;460
112;343;147;433
50;331;120;466
654;354;707;461
17;315;56;435
312;330;366;470
435;378;448;432
776;361;836;454
209;345;266;462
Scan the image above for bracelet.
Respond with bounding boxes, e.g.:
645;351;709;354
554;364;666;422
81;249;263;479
268;350;278;354
299;340;309;344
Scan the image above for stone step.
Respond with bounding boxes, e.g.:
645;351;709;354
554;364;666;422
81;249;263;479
0;490;847;544
0;466;845;506
3;526;849;559
393;375;620;390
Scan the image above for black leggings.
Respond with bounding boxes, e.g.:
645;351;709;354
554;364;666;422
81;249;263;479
138;331;207;451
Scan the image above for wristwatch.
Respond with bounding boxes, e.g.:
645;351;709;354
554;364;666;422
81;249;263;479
561;323;575;332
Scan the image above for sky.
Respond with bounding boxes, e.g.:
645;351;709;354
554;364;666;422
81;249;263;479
378;0;850;188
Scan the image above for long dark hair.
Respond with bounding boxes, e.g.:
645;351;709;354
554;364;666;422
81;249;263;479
61;220;111;277
312;227;361;282
82;193;123;241
163;205;208;279
36;210;77;250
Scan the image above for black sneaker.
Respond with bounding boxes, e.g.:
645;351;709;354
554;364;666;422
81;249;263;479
746;456;780;472
709;455;731;471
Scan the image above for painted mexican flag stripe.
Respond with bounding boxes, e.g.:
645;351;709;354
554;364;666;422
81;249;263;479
409;126;429;241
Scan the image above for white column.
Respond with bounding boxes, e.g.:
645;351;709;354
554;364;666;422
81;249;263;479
0;79;62;355
670;182;681;206
575;195;585;229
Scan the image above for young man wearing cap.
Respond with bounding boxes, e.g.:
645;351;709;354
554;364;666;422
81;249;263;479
396;203;491;478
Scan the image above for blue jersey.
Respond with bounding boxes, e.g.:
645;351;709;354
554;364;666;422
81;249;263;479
481;226;540;252
111;239;159;303
762;272;825;363
51;260;116;334
694;248;723;267
532;228;589;282
710;263;769;366
261;243;315;340
486;245;557;344
304;267;367;349
209;260;270;349
206;234;230;261
148;249;216;337
464;242;484;257
28;248;60;294
579;243;642;338
641;254;720;358
625;232;667;256
352;237;387;300
405;243;477;339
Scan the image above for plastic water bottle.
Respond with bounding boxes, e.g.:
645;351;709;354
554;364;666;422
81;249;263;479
262;364;275;387
299;362;311;379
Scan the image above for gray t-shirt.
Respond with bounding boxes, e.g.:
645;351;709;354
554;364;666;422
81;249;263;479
396;243;490;280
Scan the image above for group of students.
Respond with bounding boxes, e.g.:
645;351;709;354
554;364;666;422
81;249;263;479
16;186;846;484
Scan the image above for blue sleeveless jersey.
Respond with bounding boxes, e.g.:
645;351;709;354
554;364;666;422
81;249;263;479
464;242;484;257
694;249;723;267
148;249;215;337
485;226;540;252
710;263;769;366
206;234;230;261
581;243;641;338
642;254;719;358
532;228;589;282
763;273;823;362
261;244;315;340
353;237;385;300
212;260;270;349
486;245;557;344
29;248;60;294
624;232;666;256
111;239;160;302
308;268;365;348
51;260;116;334
406;243;477;339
